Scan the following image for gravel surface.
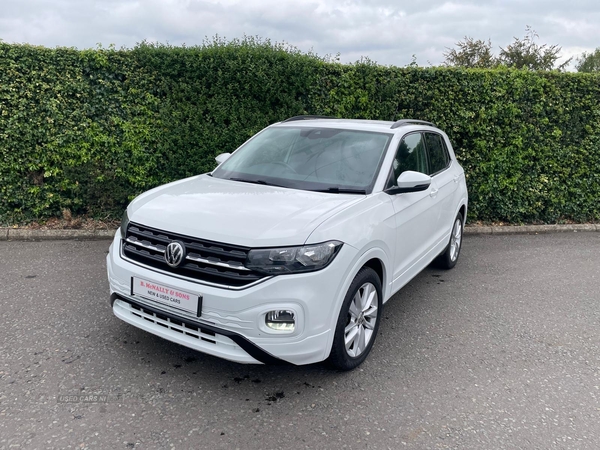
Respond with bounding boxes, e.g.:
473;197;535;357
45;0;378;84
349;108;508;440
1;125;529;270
1;233;599;449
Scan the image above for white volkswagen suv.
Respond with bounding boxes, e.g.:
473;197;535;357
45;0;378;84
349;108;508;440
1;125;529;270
107;117;468;370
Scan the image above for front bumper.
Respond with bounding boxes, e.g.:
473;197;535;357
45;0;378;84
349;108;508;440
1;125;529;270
111;294;285;364
107;233;357;365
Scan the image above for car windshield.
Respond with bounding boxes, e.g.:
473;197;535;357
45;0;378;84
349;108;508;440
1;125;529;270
212;126;392;194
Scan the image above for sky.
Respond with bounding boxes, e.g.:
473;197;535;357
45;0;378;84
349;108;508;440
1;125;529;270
1;0;599;69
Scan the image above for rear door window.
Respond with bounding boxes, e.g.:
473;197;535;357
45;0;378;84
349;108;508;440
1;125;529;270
424;133;450;175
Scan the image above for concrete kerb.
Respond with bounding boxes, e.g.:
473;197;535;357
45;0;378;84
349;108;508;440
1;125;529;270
0;224;597;241
2;228;116;241
463;223;599;235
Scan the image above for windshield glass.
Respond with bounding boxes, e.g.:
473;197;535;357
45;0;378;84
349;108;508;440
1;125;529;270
212;126;392;193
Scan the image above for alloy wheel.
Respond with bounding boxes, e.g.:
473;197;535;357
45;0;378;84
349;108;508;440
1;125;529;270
449;218;462;262
344;282;378;358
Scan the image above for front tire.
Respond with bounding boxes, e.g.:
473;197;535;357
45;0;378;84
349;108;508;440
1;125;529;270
435;212;464;270
327;267;382;371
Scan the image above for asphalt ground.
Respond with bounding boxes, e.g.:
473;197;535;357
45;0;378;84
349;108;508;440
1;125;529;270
1;233;599;449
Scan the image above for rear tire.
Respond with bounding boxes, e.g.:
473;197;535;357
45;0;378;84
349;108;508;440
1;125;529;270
435;212;464;270
327;267;382;371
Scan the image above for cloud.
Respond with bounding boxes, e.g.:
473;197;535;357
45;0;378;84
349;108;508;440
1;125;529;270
0;0;598;68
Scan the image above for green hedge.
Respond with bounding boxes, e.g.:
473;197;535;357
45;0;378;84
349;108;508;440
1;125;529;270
1;39;599;225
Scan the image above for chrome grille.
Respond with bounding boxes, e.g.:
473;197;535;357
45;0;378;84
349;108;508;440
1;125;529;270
122;223;265;287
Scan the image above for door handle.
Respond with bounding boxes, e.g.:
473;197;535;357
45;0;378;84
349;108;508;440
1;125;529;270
429;188;439;198
453;175;460;183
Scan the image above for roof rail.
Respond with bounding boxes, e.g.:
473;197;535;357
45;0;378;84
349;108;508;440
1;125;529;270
390;119;435;129
282;115;336;123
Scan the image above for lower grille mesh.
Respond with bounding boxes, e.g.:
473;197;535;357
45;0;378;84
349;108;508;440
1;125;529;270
129;302;217;344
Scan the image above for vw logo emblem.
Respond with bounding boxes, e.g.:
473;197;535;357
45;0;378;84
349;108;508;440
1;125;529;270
165;241;185;268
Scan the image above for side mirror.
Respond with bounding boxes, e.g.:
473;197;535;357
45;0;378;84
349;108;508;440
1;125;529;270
215;153;231;165
386;171;432;195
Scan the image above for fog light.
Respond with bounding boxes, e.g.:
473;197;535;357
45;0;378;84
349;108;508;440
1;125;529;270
265;310;296;331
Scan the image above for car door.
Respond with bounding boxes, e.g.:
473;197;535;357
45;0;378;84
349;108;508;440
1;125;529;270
387;132;439;293
424;132;459;246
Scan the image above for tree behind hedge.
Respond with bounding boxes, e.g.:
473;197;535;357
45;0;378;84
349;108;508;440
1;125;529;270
577;48;600;73
444;26;571;71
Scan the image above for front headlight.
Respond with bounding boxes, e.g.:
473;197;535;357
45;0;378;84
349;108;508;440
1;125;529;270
246;241;343;274
120;209;130;239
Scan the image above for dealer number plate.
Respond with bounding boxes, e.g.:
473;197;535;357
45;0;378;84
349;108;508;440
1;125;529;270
132;277;201;317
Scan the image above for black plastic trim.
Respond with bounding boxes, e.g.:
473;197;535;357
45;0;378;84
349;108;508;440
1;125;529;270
110;293;289;365
385;183;431;195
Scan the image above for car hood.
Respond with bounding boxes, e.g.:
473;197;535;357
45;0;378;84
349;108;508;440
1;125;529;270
128;175;364;247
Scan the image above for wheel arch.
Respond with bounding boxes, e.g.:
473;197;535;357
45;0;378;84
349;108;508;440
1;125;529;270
323;246;391;360
458;203;467;224
363;258;385;294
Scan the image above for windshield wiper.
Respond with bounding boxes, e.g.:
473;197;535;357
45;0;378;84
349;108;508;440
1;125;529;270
311;187;367;194
228;177;283;187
